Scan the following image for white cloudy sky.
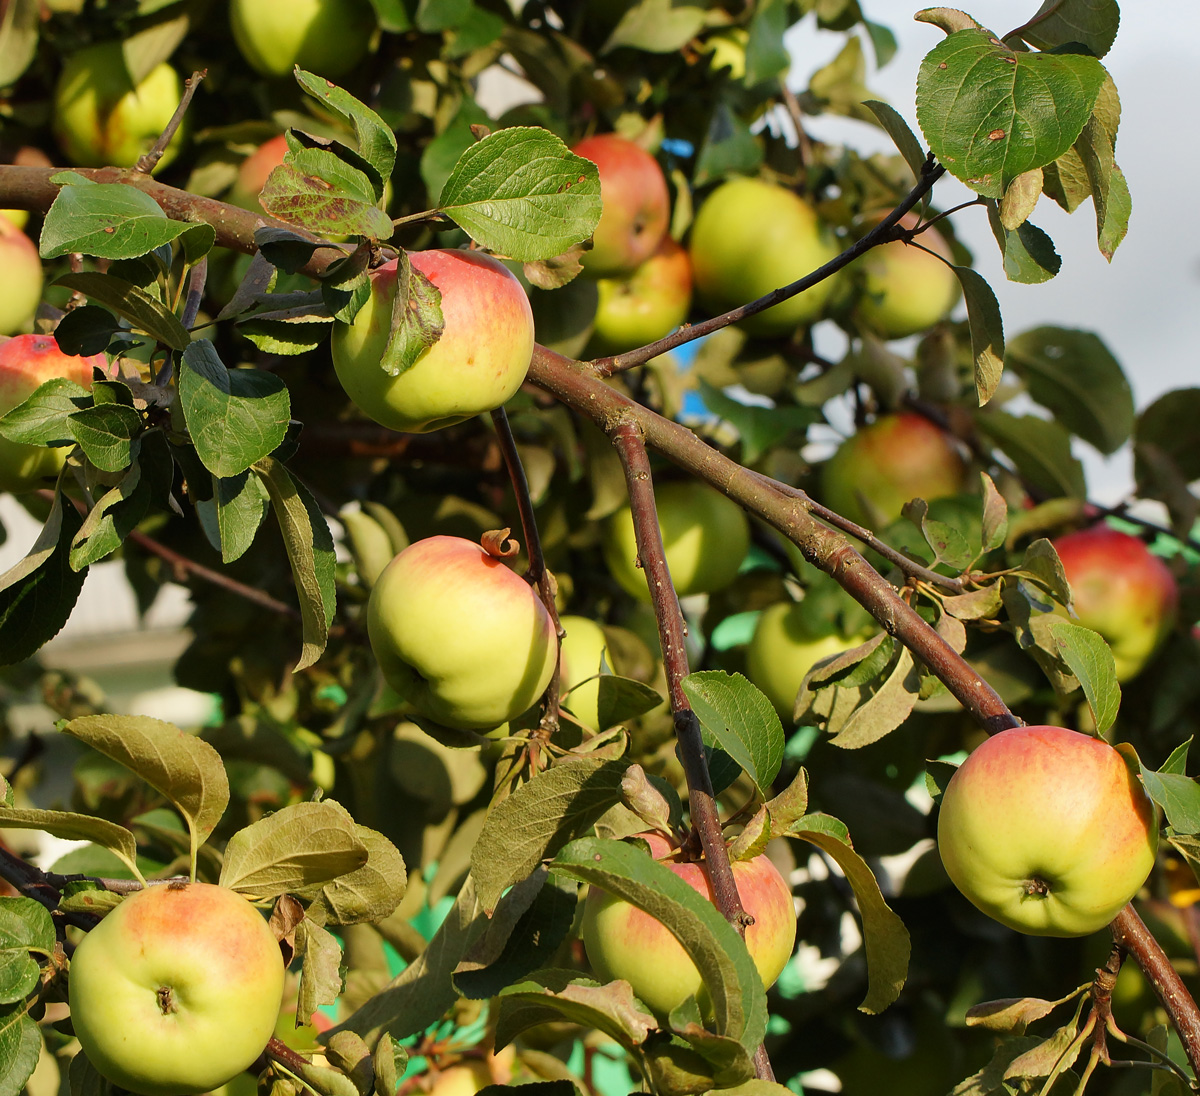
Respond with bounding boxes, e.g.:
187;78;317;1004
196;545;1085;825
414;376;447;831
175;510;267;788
786;2;1200;503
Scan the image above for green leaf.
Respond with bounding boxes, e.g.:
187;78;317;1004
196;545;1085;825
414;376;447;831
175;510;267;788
828;647;921;749
470;757;629;914
305;824;407;928
68;457;149;570
40;180;198;261
179;341;291;478
293;70;398;196
1136;766;1200;836
0;1000;40;1096
0;898;55;1004
53;305;124;357
980;471;1008;551
54;272;190;351
260;155;393;241
697;381;820;464
0;806;140;879
1135;389;1200;506
437;128;603;262
60;715;230;872
1006;326;1133;455
745;0;790;85
952;266;1004;404
787;814;910;1013
916;29;1106;197
379;250;444;378
986;202;1062;285
551;837;767;1048
219;799;368;898
976;411;1087;499
594;675;664;732
681;671;784;796
1043;619;1120;733
252;458;336;671
862;100;928;180
693;100;763;188
0;378;91;446
68;403;142;472
204;471;270;564
0;0;38;88
1016;0;1121;58
0;492;88;666
602;0;710;53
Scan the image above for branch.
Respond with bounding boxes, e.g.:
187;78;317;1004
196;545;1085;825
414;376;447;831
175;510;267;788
135;69;207;176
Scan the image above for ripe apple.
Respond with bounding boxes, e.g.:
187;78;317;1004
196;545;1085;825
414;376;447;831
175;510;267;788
0;219;43;337
589;236;692;354
228;134;289;211
570;134;670;278
559;614;612;730
689;177;840;338
0;334;104;493
937;725;1159;936
853;212;960;339
1053;525;1179;681
820;411;966;528
746;602;868;720
368;535;558;730
53;42;185;171
581;831;796;1016
603;479;750;600
229;0;376;79
68;882;285;1096
332;250;535;434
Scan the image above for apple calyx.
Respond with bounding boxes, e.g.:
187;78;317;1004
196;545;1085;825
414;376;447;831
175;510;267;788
1023;877;1051;898
156;986;178;1015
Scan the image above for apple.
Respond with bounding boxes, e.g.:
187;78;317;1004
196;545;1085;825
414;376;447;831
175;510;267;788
53;42;186;171
746;602;868;720
853;213;960;340
228;134;289;211
229;0;376;79
581;831;796;1016
331;250;535;434
588;236;693;354
427;1063;491;1096
368;535;558;730
820;411;966;529
0;219;43;336
0;209;28;230
68;882;285;1096
1053;525;1179;681
0;334;104;493
937;725;1159;937
570;134;670;278
558;614;612;730
603;480;751;600
688;177;840;338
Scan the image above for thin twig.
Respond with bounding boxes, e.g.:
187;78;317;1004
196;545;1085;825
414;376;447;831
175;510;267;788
135;69;207;175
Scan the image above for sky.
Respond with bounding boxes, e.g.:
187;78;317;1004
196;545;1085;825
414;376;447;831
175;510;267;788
785;2;1200;503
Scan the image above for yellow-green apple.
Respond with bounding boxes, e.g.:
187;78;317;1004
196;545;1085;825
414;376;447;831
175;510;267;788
1053;525;1179;681
689;177;840;338
0;219;43;336
368;536;558;730
559;614;612;730
582;831;796;1016
700;28;749;79
854;213;960;339
332;250;535;434
228;134;289;211
53;42;185;170
68;882;285;1096
0;209;28;230
589;236;692;354
0;334;104;493
229;0;376;79
570;134;670;278
820;411;966;528
937;725;1159;936
746;602;868;720
603;480;750;600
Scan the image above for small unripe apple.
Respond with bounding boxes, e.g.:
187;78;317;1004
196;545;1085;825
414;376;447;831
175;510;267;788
1053;525;1179;681
0;334;104;492
603;480;750;600
558;614;612;730
589;236;692;354
53;42;186;170
853;213;960;339
229;0;376;79
746;603;868;720
332;250;535;434
820;411;966;528
582;832;797;1016
368;536;558;730
937;725;1159;936
689;177;840;337
68;882;286;1096
0;219;43;336
571;134;670;278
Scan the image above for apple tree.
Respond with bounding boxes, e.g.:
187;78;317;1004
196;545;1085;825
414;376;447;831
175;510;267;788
0;1;1197;1094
